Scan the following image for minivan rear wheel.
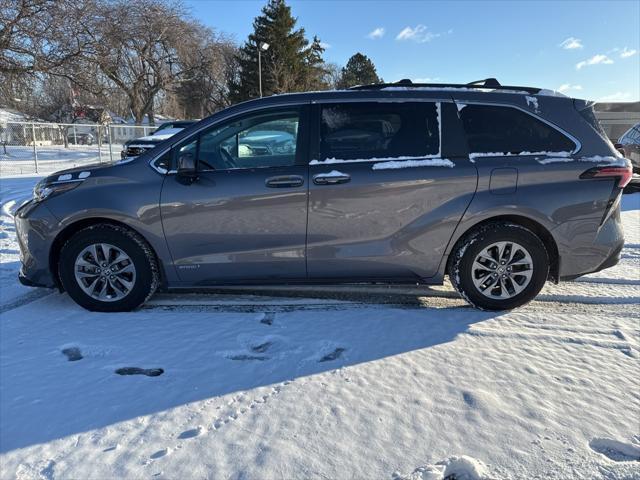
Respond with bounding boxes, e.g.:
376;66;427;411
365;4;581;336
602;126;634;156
449;223;549;311
59;224;159;312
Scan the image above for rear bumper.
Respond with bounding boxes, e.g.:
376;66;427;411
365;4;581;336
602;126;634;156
560;241;622;281
555;205;625;281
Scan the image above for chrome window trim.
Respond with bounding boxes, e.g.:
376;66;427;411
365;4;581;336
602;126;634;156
454;100;582;155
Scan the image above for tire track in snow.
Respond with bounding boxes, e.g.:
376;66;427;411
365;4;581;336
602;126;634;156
142;298;640;317
0;289;53;314
466;326;636;357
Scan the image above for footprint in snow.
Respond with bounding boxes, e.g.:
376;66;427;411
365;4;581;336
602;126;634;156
259;312;275;325
462;391;477;408
227;339;273;361
178;426;203;439
319;347;345;362
115;367;164;377
589;437;640;462
150;447;170;459
62;346;83;362
251;341;272;353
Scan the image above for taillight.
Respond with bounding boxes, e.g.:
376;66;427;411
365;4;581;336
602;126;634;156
580;165;633;189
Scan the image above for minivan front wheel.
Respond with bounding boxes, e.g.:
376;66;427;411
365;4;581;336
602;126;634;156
59;224;159;312
449;223;549;311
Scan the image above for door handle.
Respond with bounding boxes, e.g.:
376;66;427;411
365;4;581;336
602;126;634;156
313;172;351;185
265;175;304;188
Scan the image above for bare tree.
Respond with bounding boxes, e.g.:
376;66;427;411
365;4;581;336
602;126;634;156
3;0;248;123
172;25;239;118
321;62;342;90
0;0;92;75
79;0;196;124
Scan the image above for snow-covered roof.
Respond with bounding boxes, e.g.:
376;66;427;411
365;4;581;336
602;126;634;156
0;107;44;123
125;114;178;125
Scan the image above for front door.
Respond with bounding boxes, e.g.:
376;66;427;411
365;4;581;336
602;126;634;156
160;106;310;284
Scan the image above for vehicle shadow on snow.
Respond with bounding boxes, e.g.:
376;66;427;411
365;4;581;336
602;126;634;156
0;291;495;452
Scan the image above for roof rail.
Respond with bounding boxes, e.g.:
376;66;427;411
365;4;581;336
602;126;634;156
349;78;541;95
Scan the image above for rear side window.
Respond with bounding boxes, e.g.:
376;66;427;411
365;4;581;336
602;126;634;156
319;102;440;161
460;105;576;154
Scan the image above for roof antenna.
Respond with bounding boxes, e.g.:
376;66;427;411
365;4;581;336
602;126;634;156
396;79;413;85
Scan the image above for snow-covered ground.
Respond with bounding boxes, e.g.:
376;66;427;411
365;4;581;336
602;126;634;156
0;146;124;176
0;175;639;480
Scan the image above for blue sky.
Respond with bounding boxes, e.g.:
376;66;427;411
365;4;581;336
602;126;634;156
186;0;640;101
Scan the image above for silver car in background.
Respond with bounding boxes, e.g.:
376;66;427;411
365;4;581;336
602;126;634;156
615;122;640;173
15;79;632;312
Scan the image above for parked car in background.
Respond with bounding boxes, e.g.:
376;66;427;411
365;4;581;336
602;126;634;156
16;79;632;312
615;122;640;173
120;121;195;159
67;132;94;145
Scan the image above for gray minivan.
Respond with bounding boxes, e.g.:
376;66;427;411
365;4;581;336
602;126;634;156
15;79;632;312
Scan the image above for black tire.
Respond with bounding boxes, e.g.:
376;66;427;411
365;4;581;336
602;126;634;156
448;222;549;311
59;224;159;312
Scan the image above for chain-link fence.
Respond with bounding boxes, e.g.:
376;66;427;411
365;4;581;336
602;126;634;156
0;122;157;176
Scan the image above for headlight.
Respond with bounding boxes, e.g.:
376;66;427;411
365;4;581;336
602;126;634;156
33;179;82;202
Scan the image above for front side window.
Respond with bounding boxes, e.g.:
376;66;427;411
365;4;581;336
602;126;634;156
319;102;440;161
460;104;576;154
176;110;301;171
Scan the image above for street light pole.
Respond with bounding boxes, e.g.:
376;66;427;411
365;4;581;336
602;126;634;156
257;41;270;98
258;48;262;98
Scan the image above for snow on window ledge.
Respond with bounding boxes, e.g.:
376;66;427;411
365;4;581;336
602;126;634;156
539;155;628;166
310;155;441;166
468;151;573;162
372;158;454;170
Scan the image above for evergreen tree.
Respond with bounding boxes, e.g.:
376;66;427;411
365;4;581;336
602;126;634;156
230;0;327;102
338;53;382;88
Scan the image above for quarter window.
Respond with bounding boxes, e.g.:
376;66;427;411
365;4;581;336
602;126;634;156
319;102;440;161
460;105;576;154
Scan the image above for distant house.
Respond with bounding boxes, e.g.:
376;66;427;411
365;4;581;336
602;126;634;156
0;108;58;146
109;114;178;143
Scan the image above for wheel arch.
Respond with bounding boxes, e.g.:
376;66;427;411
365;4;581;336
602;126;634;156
49;217;166;291
446;214;560;283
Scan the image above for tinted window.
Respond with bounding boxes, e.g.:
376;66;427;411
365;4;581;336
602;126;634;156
460;105;576;154
319;102;439;161
178;110;300;171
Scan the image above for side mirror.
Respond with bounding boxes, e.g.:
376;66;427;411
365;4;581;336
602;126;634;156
177;151;197;182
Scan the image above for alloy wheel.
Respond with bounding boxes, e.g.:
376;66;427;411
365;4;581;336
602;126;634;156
471;241;534;299
74;243;136;302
